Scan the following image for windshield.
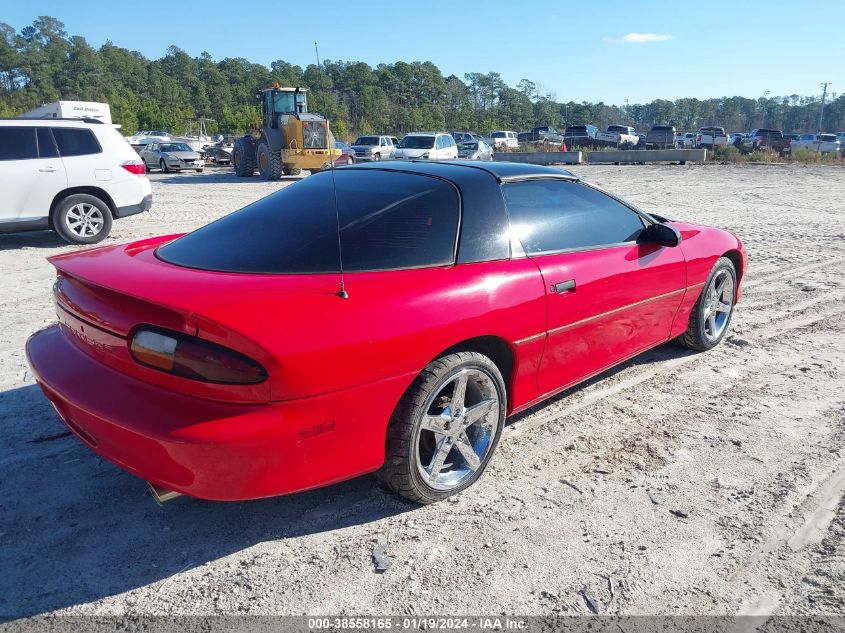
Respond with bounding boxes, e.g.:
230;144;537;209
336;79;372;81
608;126;628;132
354;136;379;146
565;127;588;135
156;171;460;273
819;134;837;142
272;92;296;114
159;143;192;152
399;136;435;149
491;132;506;138
459;142;479;151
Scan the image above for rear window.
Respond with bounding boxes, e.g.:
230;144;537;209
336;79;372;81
0;127;37;160
608;125;628;133
819;134;837;142
52;128;102;156
565;126;588;134
157;170;460;273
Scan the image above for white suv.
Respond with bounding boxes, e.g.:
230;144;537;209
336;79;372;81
0;118;152;244
393;132;458;160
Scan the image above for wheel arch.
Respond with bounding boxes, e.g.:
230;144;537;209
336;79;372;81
722;249;743;283
431;335;515;409
49;187;117;228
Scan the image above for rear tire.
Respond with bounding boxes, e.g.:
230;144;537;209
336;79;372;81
257;141;282;180
680;257;737;351
378;351;506;504
53;194;113;245
282;165;302;176
232;137;256;177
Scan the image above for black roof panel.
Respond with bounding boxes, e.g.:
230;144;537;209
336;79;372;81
343;160;576;183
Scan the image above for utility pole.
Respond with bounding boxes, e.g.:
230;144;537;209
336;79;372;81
819;82;831;132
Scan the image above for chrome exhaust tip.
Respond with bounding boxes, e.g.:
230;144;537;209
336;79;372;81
148;482;182;505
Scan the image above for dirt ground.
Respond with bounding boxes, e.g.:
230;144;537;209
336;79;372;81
1;163;844;619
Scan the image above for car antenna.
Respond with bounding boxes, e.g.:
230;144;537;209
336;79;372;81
315;41;348;299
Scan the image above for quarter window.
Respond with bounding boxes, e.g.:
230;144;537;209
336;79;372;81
0;127;37;160
52;128;102;156
503;180;646;254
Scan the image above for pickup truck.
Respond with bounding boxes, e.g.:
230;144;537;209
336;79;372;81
526;126;565;145
595;124;639;149
563;124;599;147
695;126;728;149
645;124;676;149
740;128;790;156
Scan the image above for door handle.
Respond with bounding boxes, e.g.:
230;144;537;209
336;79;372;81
551;279;576;294
39;166;57;173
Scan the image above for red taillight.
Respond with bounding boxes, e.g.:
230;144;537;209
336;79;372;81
121;160;146;175
696;135;701;142
130;327;267;384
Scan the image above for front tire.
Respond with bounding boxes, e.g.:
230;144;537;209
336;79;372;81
159;159;170;174
379;352;506;504
232;137;256;177
257;141;282;180
53;194;113;245
282;165;302;176
680;257;737;351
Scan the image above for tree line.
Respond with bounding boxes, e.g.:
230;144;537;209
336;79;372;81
2;16;843;139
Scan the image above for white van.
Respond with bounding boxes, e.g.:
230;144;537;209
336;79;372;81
489;130;518;149
0;119;151;244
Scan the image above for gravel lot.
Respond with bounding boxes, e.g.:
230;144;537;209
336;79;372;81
1;163;844;619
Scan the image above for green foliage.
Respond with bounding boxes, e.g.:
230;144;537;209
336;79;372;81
2;16;845;138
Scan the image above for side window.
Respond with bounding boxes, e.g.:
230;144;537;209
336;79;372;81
52;128;102;157
37;128;58;158
0;127;37;160
435;136;444;149
503;180;646;254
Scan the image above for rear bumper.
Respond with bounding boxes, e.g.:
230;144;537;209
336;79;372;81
26;324;412;501
115;194;152;219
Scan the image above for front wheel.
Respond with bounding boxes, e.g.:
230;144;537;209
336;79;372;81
159;159;170;174
379;352;506;504
680;257;737;351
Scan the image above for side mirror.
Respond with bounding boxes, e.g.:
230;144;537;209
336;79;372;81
640;222;682;247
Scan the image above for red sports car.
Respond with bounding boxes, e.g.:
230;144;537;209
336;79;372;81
26;161;746;504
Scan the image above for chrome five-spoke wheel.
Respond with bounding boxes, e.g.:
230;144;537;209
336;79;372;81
681;256;737;351
380;351;506;504
415;368;501;491
703;268;734;342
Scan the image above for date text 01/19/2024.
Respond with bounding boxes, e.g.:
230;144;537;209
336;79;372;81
307;617;528;630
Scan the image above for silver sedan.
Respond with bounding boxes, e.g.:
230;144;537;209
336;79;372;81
457;140;494;161
139;142;205;173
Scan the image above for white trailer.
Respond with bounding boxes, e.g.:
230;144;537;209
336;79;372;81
20;101;112;125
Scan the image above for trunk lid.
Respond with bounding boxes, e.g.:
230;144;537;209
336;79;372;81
48;236;339;402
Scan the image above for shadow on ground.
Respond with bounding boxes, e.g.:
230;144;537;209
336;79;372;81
0;231;68;251
0;341;697;618
0;384;414;618
151;170;305;185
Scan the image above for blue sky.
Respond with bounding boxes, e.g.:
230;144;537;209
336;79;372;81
4;0;843;104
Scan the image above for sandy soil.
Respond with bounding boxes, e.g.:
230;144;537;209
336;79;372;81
1;164;844;619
